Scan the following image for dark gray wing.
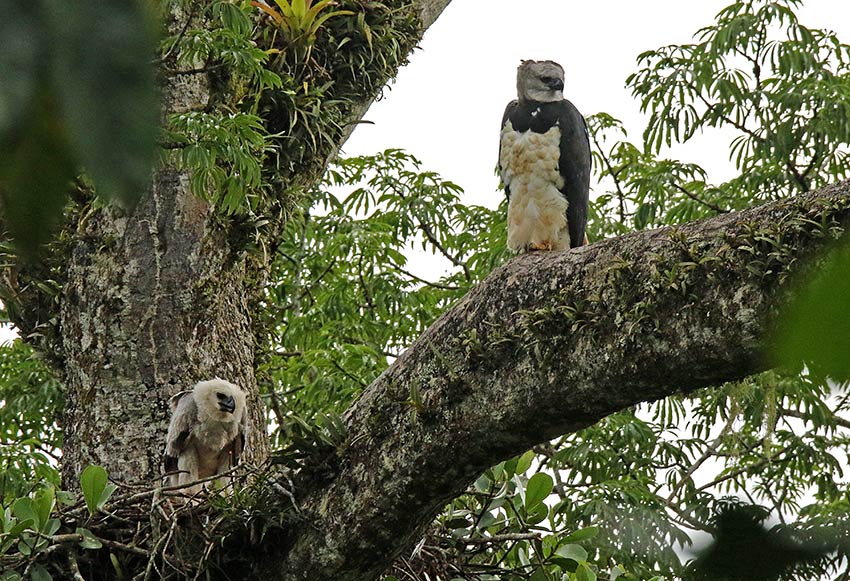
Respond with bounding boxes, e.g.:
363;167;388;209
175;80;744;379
233;401;249;466
164;391;197;472
498;99;519;202
555;99;591;248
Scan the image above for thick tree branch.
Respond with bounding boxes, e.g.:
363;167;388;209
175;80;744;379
262;180;850;580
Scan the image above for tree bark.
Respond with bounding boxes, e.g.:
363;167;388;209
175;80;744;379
60;170;268;485
52;0;452;487
58;3;269;483
264;181;850;579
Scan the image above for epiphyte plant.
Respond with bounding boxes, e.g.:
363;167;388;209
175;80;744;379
252;0;354;62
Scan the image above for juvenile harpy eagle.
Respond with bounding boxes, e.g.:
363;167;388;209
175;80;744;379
164;379;248;495
499;60;591;252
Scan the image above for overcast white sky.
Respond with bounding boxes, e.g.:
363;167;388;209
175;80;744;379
342;0;850;208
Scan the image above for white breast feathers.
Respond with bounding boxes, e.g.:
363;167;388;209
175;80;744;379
499;121;569;252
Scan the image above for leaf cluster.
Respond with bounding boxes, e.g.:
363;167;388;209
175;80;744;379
258;149;508;431
0;341;62;502
252;0;354;63
627;0;850;200
0;466;122;581
158;0;421;230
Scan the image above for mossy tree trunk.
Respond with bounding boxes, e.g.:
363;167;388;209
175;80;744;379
59;170;269;485
10;0;453;487
58;9;271;484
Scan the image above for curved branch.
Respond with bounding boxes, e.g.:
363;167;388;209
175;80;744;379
258;180;850;579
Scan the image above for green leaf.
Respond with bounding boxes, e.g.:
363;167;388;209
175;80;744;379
7;518;33;538
43;518;60;538
610;565;626;580
100;482;119;510
80;465;109;516
524;472;554;510
49;0;159;208
76;527;103;550
555;543;588;563
576;562;597;581
11;498;38;531
444;517;471;530
515;449;535;474
0;2;41;136
0;91;76;255
33;487;55;531
776;240;850;381
526;501;549;525
29;564;52;581
634;202;656;229
17;534;33;556
56;490;77;506
562;526;599;543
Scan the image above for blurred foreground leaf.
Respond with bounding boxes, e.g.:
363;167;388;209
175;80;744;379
0;0;159;254
0;93;75;253
0;2;40;135
776;239;850;382
50;0;159;209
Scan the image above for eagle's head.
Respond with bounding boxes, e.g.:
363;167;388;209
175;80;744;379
193;378;246;421
516;60;565;103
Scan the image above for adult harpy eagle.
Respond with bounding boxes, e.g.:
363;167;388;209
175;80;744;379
499;60;591;252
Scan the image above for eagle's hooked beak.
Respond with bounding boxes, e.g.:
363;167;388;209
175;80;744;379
546;77;564;91
218;395;236;414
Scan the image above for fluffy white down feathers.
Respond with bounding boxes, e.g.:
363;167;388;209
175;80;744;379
164;379;248;496
499;122;569;252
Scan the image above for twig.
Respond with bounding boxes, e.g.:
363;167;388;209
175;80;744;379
697;444;793;492
589;130;630;224
394;265;461;291
143;507;181;581
331;359;367;388
780;407;850;430
673;183;729;214
103;464;250;511
417;221;471;282
100;537;151;558
455;532;541;545
68;551;86;581
663;412;737;503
